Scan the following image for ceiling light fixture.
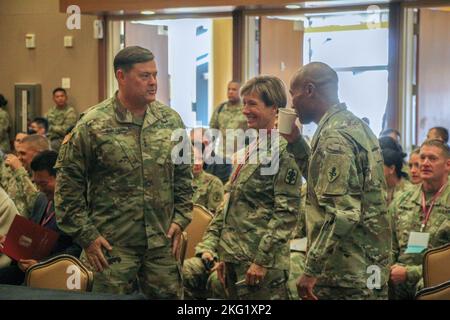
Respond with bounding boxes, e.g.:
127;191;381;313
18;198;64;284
285;4;301;9
141;11;155;15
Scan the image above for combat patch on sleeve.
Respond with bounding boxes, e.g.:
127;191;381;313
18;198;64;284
285;168;298;185
327;166;340;183
213;192;222;203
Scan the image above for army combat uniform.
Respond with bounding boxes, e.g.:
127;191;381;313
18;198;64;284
54;94;193;299
0;161;39;218
46;105;77;152
209;101;248;158
192;171;224;214
0;108;10;153
387;178;413;207
289;103;392;300
194;134;303;299
389;181;450;299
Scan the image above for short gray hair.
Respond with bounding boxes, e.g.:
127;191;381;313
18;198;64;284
113;46;154;73
21;134;50;152
240;76;287;109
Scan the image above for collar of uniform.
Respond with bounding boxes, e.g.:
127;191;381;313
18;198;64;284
113;92;136;124
412;180;449;207
311;102;347;151
112;92;163;126
316;102;347;130
143;100;165;128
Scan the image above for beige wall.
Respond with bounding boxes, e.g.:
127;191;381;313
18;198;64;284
212;18;232;109
0;0;99;135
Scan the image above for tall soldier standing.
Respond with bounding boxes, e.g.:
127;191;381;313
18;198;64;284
54;46;193;298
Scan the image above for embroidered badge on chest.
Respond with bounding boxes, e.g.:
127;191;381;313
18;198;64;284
285;168;298;185
327;166;339;182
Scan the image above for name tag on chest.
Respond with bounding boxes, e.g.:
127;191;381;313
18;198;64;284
405;231;430;254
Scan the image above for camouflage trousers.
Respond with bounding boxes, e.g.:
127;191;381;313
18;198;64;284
313;285;388;300
223;262;289;300
183;257;226;300
388;279;421;300
287;251;306;300
80;244;182;299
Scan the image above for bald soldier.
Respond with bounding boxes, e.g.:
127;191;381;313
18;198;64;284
55;46;193;299
209;81;248;160
389;139;450;299
282;62;391;300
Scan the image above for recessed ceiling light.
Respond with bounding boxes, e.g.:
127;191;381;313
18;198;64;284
285;4;301;9
141;10;155;15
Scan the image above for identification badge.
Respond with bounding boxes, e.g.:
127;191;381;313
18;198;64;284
405;231;430;254
290;237;307;252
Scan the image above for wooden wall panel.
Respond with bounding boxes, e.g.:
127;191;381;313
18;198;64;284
124;22;170;105
417;9;450;143
260;17;303;105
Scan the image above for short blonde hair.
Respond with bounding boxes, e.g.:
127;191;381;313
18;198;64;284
240;76;287;109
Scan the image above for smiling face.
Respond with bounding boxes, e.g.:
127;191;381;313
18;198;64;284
117;60;158;106
242;91;277;130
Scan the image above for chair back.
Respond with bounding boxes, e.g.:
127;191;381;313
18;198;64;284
25;254;93;292
416;280;450;300
184;204;214;259
423;243;450;288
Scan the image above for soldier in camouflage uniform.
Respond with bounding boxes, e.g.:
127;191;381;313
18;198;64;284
0;95;10;153
381;147;413;206
46;88;78;152
54;47;193;299
195;76;304;300
1;134;48;217
209;81;248;159
287;184;307;300
284;62;391;300
389;139;450;300
192;144;224;214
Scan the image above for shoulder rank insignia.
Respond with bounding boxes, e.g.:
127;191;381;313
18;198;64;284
285;168;298;185
327;166;339;182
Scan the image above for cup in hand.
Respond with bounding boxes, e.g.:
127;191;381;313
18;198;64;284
278;108;297;134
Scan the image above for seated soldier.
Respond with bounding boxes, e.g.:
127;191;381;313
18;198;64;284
427;126;448;144
389;139;450;299
0;150;81;285
29;117;49;137
191;128;233;184
408;148;422;185
192;144;224;214
2;134;48;218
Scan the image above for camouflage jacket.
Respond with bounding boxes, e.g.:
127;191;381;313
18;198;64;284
54;94;193;249
0;162;39;218
209;101;248;157
289;103;392;288
0;109;10;152
192;171;224;214
46;105;78;141
390;181;450;285
387;178;414;206
196;135;302;270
